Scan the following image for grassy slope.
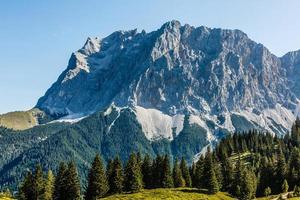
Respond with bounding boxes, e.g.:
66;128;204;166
0;108;42;130
102;188;234;200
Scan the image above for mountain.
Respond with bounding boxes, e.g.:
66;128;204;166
1;20;300;189
37;20;299;138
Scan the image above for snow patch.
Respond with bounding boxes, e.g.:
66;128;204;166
134;106;184;141
50;113;88;124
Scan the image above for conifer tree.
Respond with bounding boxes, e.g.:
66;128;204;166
180;157;192;187
54;162;67;200
238;168;256;200
124;153;143;192
201;148;219;194
220;157;233;191
64;161;81;200
288;148;300;189
18;171;35;200
141;154;152;189
152;155;164;188
190;162;197;187
232;156;243;196
161;155;173;188
108;156;124;194
194;155;205;188
43;170;55;200
85;154;109;200
33;164;44;200
275;149;287;193
173;158;184;188
257;158;274;196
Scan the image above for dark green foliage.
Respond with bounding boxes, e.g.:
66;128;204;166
180;158;191;187
64;162;81;200
291;118;300;146
151;155;164;188
18;165;45;200
275;149;287;193
193;155;204;188
124;153;143;192
288;148;300;189
85;154;109;200
257;158;274;196
141;154;152;189
161;155;173;188
236;168;256;200
53;162;81;200
203;149;219;194
53;162;67;200
18;171;35;200
0;109;210;189
220;158;233;192
108;157;123;194
11;119;300;199
172;159;184;188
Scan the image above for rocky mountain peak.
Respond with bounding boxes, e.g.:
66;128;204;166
36;21;300;139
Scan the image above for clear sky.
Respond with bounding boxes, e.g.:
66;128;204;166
1;0;300;114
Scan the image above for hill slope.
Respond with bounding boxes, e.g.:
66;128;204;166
102;188;234;200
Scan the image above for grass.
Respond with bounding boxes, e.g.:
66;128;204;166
0;108;42;130
101;188;234;200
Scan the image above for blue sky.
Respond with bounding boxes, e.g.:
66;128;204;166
1;0;300;114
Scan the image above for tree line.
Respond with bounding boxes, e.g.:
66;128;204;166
17;118;300;200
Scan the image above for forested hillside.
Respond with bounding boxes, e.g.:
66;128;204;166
4;119;300;200
0;109;208;190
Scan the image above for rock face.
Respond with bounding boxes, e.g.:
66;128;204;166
36;20;300;141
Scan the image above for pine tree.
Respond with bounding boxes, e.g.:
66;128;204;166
173;158;184;188
194;155;204;188
54;162;67;200
281;179;289;193
238;168;256;200
152;155;164;188
124;153;143;192
161;155;173;188
201;149;219;194
275;149;286;193
64;161;81;200
257;158;274;196
141;154;152;189
43;170;55;200
108;156;124;194
288;148;300;189
180;158;192;187
220;157;233;191
85;154;109;200
106;159;113;183
18;171;35;200
190;162;197;188
232;156;243;196
33;164;44;200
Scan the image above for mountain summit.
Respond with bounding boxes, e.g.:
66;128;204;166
36;20;299;140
